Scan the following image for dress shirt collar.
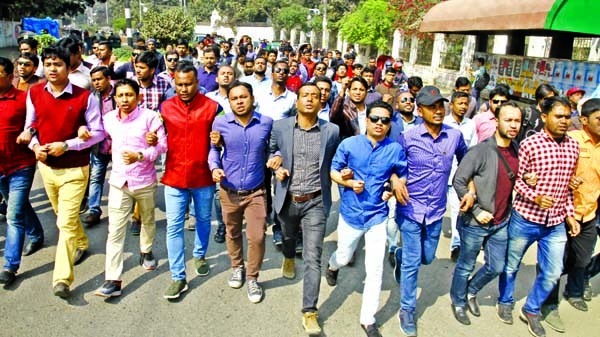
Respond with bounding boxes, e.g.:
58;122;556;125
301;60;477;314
43;81;73;97
116;106;142;122
0;86;18;100
225;111;260;126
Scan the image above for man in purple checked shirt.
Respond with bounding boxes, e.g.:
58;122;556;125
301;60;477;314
390;85;468;337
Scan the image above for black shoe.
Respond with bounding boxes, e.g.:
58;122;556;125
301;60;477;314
0;201;7;216
79;198;89;214
519;306;546;337
388;250;396;268
467;293;481;317
451;246;460;263
131;219;141;236
214;224;226;243
361;323;382;337
325;265;338;286
95;280;122;297
83;212;101;225
74;248;87;265
394;247;402;284
0;270;16;286
451;304;471;325
23;240;43;256
272;230;283;247
496;303;514;325
53;282;71;298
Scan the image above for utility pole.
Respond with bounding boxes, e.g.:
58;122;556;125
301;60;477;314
322;0;328;49
125;0;133;46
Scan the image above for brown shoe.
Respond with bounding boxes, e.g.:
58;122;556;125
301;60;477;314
282;258;295;279
83;212;101;225
302;312;321;336
185;216;196;231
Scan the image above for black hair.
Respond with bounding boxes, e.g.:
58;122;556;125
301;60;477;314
41;46;70;68
298;82;321;99
541;96;570;115
165;50;179;58
19;38;38;50
136;38;145;44
244;57;254;64
56;37;80;55
18;52;39;68
366;100;393;117
454;76;471;88
0;56;14;74
495;101;522;119
204;45;220;57
450;91;470;103
535;83;559;104
267;50;277;57
361;67;374;75
135;51;158;70
175;60;198;77
477;57;485;64
115;78;140;96
176;39;189;47
226;80;253;98
407;76;423;89
336;63;349;72
314;61;327;69
90;66;111;79
352;63;363;70
349;76;369;91
489;85;510;100
385;67;397;74
98;40;113;51
581;98;600;118
313;76;332;88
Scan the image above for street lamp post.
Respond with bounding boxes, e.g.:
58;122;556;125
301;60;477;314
322;0;328;49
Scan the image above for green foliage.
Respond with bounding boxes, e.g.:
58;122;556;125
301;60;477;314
189;0;214;22
5;0;105;19
139;7;194;46
339;0;398;51
35;34;57;50
274;4;309;31
113;18;126;32
325;0;360;31
113;47;133;62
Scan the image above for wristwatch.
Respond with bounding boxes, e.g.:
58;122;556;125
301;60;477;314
137;152;144;161
62;142;68;152
27;127;36;135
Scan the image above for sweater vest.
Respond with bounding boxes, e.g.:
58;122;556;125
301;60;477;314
30;83;92;168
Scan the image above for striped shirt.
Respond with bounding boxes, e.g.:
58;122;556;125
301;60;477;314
513;130;579;226
288;121;321;195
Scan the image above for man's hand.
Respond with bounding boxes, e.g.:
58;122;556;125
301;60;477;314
212;169;226;183
391;177;410;206
122;150;138;165
266;156;283;170
523;172;538;187
534;195;554;209
566;216;581;237
382;182;393;201
459;193;475;212
78;126;92;141
341;77;350;92
210;131;223;146
46;142;67;157
33;144;48;161
382;93;393;104
110;54;118;65
350;180;364;194
275;167;289;181
16;130;33;145
340;168;354;180
146;129;158;146
569;176;583;191
475;210;494;224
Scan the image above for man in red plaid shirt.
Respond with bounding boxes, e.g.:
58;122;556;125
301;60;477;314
496;96;581;337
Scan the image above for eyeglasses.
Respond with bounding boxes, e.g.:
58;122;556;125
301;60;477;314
274;68;289;74
368;115;392;125
132;52;140;57
167;58;178;62
492;99;509;104
400;97;415;103
315;67;326;71
17;61;33;66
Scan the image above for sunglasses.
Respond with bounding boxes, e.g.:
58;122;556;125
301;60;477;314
316;67;326;71
132;52;140;57
167;58;179;62
274;68;289;74
492;99;509;104
18;61;33;66
368;115;392;125
400;97;415;103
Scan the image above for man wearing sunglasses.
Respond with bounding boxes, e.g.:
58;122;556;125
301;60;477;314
474;86;510;142
110;45;146;81
12;52;45;91
393;91;422;133
158;50;179;87
326;100;407;337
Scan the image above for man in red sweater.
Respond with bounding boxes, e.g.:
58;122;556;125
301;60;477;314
17;47;105;298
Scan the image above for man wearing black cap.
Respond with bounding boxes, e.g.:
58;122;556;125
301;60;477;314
391;85;468;336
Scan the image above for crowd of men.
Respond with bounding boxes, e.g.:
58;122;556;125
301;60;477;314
0;34;599;337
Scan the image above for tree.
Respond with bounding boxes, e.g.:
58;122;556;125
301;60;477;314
139;7;194;46
390;0;444;37
2;0;106;20
338;0;398;51
273;4;309;32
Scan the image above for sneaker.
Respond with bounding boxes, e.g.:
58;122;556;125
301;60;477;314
163;279;188;299
194;257;210;276
95;280;122;298
185;216;196;231
83;212;101;226
247;279;263;303
228;266;245;289
131;219;141;236
281;257;295;279
451;246;460;263
583;279;593;301
393;247;402;284
519;306;546;337
541;304;565;333
566;296;588;312
140;251;157;270
361;323;382;337
272;230;283;247
214;223;226;243
53;282;71;298
398;310;417;336
325;265;338;287
302;311;321;336
496;303;514;325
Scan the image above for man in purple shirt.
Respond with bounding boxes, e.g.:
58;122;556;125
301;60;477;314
391;85;468;337
197;45;219;92
94;79;167;298
209;81;273;303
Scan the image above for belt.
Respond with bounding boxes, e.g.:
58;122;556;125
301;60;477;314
221;183;264;197
290;190;321;203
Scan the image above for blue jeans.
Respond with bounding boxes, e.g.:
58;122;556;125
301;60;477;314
498;209;567;314
165;184;215;280
189;185;224;226
0;166;44;272
88;152;111;215
396;214;442;312
450;216;509;306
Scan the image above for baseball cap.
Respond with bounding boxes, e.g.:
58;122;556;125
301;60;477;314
566;87;585;97
393;61;404;69
416;85;448;105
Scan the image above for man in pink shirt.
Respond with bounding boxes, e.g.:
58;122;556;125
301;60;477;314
93;78;167;297
473;86;510;142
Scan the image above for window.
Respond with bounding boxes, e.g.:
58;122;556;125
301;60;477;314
440;34;465;70
572;38;593;61
397;36;411;63
415;37;434;66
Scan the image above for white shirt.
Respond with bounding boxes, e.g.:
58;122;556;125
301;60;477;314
254;88;297;121
206;90;232;115
444;114;479;184
358;107;367;134
68;62;92;91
